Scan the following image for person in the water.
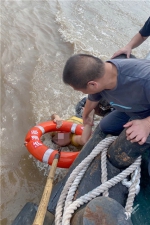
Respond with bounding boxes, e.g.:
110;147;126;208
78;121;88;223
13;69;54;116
51;110;94;147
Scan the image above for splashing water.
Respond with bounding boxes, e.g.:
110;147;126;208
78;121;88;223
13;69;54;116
1;0;149;224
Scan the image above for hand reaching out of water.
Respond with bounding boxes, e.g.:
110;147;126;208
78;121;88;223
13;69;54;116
51;114;63;128
124;117;150;145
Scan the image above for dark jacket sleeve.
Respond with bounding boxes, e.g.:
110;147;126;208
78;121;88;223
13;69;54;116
139;17;150;37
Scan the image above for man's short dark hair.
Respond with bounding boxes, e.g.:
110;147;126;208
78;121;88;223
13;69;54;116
63;54;105;89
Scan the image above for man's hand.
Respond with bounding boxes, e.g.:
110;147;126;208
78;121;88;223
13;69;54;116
111;46;132;59
123;118;150;145
83;114;94;126
82;99;98;126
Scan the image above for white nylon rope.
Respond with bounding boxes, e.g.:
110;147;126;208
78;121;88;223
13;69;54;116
101;147;108;197
55;136;141;225
124;163;141;219
55;136;116;225
62;158;141;225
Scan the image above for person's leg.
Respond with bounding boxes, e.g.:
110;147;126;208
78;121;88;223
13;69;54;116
99;110;130;136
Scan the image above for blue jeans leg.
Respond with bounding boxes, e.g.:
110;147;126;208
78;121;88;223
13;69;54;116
99;110;130;135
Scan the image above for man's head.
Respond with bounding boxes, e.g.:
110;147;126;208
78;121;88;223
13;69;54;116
63;54;105;93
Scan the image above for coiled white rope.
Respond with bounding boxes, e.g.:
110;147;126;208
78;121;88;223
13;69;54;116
55;136;141;225
123;164;141;219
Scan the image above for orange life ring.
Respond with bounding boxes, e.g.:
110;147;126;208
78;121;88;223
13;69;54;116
24;120;83;168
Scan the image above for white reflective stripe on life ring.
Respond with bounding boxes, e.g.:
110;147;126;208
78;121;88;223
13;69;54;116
42;148;54;163
35;126;45;134
71;123;77;133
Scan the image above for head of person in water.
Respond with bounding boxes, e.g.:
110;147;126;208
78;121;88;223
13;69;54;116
52;132;71;147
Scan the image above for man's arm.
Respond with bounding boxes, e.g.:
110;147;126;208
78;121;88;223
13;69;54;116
112;17;150;59
125;33;148;49
112;33;148;59
82;99;99;125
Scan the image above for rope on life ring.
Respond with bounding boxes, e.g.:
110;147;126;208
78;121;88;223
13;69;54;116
24;120;83;168
55;136;141;225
